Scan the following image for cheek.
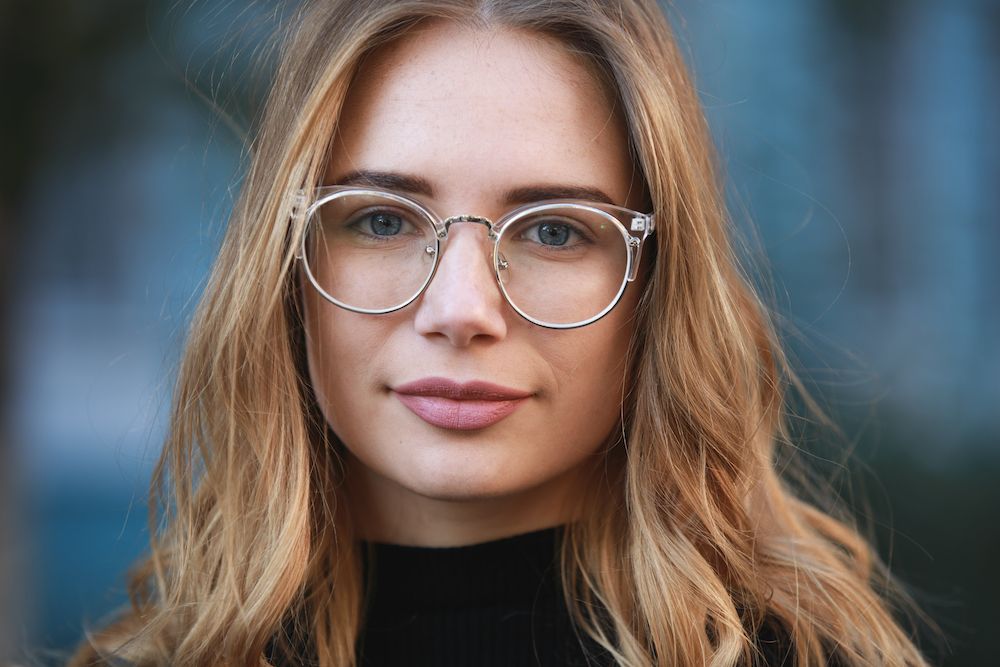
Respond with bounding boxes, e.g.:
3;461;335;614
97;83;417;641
302;291;390;433
538;317;635;426
302;297;341;428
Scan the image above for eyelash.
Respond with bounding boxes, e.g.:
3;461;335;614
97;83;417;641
514;219;593;248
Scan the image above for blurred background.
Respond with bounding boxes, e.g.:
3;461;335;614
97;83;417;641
1;0;996;664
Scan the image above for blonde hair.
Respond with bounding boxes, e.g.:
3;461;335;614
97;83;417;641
72;1;932;665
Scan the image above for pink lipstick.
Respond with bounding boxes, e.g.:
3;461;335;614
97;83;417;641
391;377;532;430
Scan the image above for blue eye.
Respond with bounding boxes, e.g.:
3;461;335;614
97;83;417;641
536;222;571;246
520;218;589;248
343;207;424;242
365;212;403;236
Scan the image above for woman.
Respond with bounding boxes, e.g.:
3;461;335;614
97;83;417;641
72;0;931;665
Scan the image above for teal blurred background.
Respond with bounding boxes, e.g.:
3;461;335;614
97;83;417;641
1;1;997;664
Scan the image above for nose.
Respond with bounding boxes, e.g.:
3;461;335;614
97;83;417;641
412;221;508;347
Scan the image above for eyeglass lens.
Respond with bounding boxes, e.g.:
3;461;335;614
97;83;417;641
303;191;631;326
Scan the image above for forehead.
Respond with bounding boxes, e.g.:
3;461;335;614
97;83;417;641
327;21;635;208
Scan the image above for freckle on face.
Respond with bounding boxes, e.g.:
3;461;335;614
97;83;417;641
301;21;647;541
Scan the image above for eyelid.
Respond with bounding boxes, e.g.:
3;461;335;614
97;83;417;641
343;188;596;221
525;212;601;240
305;186;647;235
345;203;432;237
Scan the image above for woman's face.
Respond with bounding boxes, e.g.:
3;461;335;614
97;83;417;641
302;21;647;545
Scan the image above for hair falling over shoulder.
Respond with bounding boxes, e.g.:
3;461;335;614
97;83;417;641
71;1;933;665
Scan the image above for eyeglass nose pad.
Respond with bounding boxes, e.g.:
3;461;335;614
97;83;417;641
496;252;511;284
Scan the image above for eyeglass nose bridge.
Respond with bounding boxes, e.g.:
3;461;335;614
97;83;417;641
438;214;499;242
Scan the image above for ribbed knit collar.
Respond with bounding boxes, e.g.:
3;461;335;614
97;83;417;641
359;524;567;616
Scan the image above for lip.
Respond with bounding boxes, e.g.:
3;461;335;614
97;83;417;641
391;377;533;430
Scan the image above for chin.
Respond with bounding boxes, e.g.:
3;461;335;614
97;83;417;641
401;459;530;501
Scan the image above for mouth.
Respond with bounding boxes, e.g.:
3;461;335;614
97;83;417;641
391;376;533;430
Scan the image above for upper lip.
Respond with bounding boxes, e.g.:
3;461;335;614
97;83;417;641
392;377;533;401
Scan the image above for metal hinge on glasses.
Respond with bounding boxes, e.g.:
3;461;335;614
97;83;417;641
630;213;655;233
291;191;310;261
290;191;309;220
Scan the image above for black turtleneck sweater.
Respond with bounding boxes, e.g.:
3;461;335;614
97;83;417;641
270;524;803;666
355;524;613;666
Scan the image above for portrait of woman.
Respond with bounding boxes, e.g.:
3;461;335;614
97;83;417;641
66;0;932;665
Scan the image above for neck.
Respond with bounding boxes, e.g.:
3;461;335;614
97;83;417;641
342;448;594;547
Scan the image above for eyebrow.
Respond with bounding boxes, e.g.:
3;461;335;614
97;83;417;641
331;169;617;206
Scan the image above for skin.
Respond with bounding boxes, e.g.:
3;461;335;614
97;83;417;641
301;20;649;547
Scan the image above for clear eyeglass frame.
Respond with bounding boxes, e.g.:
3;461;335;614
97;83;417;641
292;185;656;330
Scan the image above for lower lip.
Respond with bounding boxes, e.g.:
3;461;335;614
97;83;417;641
393;393;528;430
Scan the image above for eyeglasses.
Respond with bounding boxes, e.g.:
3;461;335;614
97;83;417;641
294;185;655;329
